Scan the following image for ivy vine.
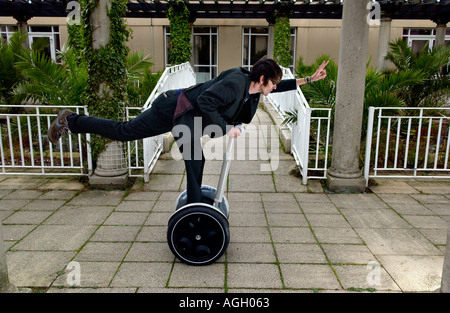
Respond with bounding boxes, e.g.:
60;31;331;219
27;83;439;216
66;23;83;63
78;0;131;163
273;11;293;68
167;0;192;65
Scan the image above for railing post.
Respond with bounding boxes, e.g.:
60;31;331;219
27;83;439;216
302;107;312;185
413;108;424;177
143;136;150;183
364;107;375;187
84;107;93;176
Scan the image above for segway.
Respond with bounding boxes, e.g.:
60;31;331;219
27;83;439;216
167;125;244;265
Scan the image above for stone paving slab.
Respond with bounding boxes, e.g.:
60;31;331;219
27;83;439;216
0;108;449;294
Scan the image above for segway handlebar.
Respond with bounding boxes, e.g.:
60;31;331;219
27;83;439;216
213;124;245;207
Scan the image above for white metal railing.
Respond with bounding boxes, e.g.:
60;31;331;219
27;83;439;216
364;106;450;186
266;67;332;184
0;105;91;176
139;62;196;182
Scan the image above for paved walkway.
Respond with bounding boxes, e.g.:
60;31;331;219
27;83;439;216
0;108;449;293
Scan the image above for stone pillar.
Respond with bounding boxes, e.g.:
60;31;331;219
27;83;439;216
88;0;129;189
268;24;275;59
266;11;276;59
376;16;392;71
90;141;129;189
434;22;447;48
91;0;111;50
13;14;30;48
0;224;17;293
326;0;369;193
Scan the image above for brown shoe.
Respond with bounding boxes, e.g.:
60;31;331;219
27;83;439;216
48;109;74;144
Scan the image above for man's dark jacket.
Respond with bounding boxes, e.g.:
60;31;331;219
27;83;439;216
181;67;297;135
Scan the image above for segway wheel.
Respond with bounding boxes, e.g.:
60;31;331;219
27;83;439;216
167;205;230;266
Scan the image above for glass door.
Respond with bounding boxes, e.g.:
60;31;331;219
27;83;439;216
29;35;54;60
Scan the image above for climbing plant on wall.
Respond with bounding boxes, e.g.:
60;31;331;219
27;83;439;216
67;23;83;63
273;11;293;68
167;0;192;65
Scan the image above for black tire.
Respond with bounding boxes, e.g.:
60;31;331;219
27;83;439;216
167;205;230;266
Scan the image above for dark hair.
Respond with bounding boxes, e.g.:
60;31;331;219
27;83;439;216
249;56;283;85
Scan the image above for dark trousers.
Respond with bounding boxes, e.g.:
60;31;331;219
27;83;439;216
68;90;205;204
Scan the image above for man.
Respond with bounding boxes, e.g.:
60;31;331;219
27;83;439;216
48;57;328;203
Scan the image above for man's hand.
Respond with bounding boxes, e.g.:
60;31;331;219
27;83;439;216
296;60;329;86
311;60;329;82
227;127;242;138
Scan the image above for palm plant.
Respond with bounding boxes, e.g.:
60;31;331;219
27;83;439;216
126;51;161;107
11;45;159;109
0;31;28;110
364;61;425;117
385;38;450;108
12;44;88;107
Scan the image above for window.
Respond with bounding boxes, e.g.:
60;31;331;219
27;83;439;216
192;27;218;83
242;27;269;71
288;28;296;73
403;28;450;54
1;25;18;43
165;26;218;83
28;26;60;61
242;27;296;72
1;25;60;61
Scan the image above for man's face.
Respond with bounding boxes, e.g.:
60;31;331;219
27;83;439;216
259;76;279;96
